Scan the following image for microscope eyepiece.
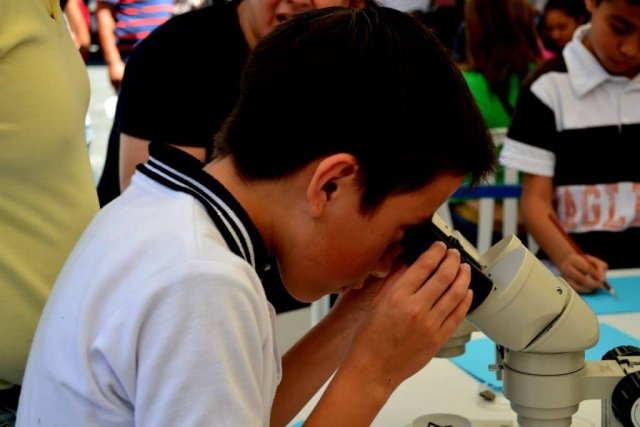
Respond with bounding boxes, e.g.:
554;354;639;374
401;219;492;313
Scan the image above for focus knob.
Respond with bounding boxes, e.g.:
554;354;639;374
602;345;640;361
611;372;640;427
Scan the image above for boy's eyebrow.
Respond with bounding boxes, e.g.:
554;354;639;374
610;14;637;29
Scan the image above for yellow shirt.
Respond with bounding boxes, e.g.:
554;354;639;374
0;0;99;386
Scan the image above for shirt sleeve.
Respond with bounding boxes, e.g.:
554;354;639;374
501;78;558;177
117;29;169;142
118;19;206;146
117;7;245;151
90;261;277;426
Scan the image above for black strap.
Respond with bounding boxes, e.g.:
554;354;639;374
0;385;20;413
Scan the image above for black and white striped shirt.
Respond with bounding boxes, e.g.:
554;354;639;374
500;24;640;268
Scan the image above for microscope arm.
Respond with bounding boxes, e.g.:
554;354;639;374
422;213;600;354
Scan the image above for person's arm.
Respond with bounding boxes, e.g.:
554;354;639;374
63;0;91;57
116;31;208;191
270;309;356;426
271;242;473;426
270;281;377;427
520;173;607;292
119;133;206;190
96;1;125;91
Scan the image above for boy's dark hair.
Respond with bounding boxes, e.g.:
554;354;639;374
544;0;590;20
595;0;640;5
214;6;497;214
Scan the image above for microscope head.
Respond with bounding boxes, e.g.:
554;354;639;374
402;216;599;354
403;215;606;426
470;234;599;354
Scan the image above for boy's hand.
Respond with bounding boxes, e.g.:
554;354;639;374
341;241;472;392
327;275;384;327
558;253;608;294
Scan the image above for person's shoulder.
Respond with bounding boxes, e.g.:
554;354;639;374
521;56;568;91
129;1;239;62
103;181;245;267
151;2;237;39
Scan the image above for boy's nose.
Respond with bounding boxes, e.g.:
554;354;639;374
369;266;391;278
620;36;640;60
370;243;403;279
351;278;366;290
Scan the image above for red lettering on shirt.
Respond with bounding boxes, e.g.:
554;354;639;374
582;186;602;228
603;184;626;229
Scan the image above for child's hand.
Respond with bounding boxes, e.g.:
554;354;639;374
340;241;472;392
558;253;608;294
329;275;384;325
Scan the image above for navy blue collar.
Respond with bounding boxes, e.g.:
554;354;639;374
138;142;269;276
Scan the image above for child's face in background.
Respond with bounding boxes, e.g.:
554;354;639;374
239;0;349;49
585;0;640;78
544;9;583;50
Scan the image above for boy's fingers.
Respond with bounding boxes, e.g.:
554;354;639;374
398;241;448;294
571;255;607;285
413;247;462;302
573;263;603;291
566;276;597;293
583;272;604;289
440;289;473;335
585;254;607;267
428;262;471;319
565;259;601;291
584;255;608;280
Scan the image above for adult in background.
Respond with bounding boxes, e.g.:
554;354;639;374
0;0;99;423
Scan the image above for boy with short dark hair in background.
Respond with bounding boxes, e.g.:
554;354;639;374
501;0;640;293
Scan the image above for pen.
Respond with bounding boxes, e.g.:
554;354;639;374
547;213;617;297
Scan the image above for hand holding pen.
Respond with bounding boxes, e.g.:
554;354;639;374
548;214;617;297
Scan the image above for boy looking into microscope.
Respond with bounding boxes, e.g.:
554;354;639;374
17;7;497;426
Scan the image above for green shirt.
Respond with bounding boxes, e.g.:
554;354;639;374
463;69;532;182
0;0;99;386
462;70;522;129
449;70;528;205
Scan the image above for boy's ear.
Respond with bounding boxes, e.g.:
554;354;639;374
306;153;359;218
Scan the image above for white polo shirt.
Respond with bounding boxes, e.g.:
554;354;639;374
17;143;282;426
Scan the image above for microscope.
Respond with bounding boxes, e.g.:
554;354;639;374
401;215;640;427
